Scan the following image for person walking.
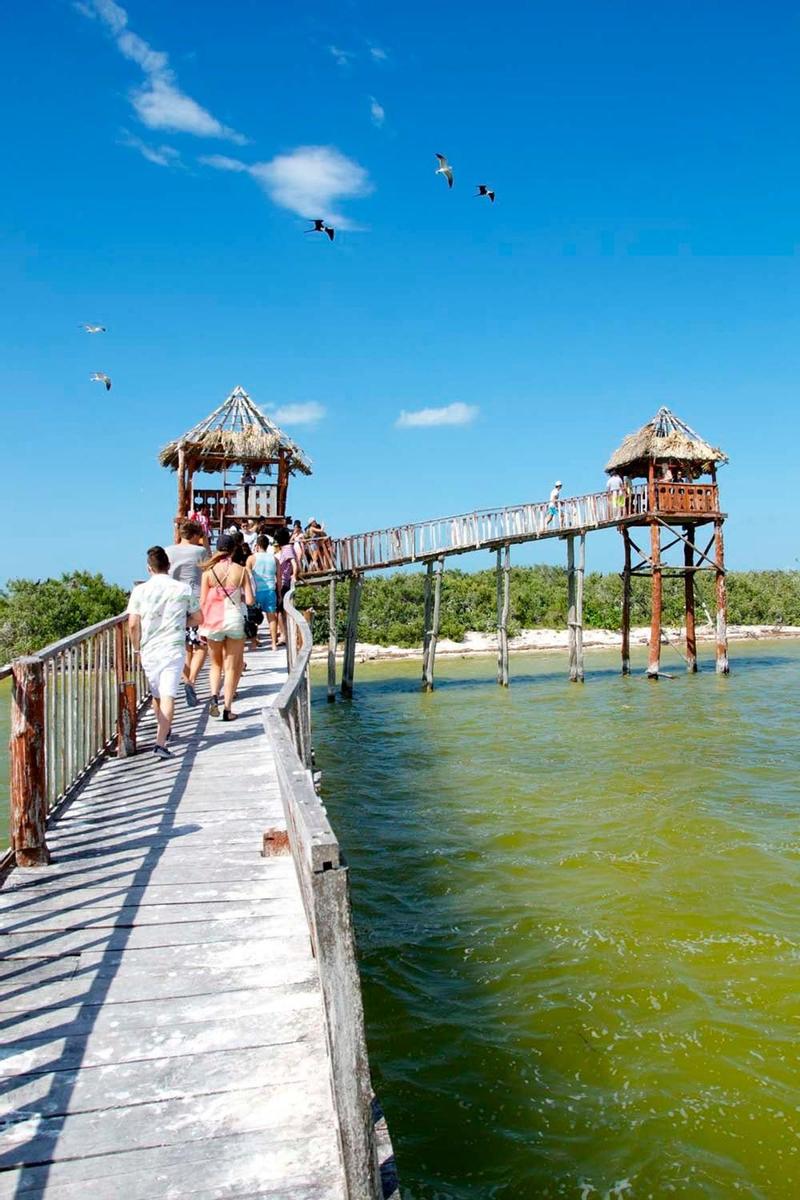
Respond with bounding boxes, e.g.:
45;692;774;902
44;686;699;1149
199;534;254;721
274;526;299;643
166;519;208;708
606;471;624;515
545;481;562;527
247;534;279;650
127;546;200;761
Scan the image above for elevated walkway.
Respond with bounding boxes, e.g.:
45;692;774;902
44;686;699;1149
0;651;347;1198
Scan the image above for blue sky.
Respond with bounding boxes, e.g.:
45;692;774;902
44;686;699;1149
1;0;799;586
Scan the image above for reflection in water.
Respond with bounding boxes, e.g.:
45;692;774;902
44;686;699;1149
312;642;800;1199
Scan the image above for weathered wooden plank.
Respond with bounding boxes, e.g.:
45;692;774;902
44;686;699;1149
0;1128;343;1198
0;915;305;954
0;1078;336;1168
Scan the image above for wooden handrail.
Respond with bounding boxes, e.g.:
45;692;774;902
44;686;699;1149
33;613;128;661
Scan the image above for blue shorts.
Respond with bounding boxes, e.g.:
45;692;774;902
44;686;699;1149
255;585;277;613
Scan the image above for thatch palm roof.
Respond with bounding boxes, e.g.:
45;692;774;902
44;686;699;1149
605;407;727;477
159;386;312;475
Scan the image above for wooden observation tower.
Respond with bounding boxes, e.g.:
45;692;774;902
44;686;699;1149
605;406;729;678
159;385;312;537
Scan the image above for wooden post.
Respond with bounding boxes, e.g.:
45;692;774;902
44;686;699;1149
574;533;585;682
327;579;337;703
621;528;632;675
115;623;137;756
683;525;697;673
177;444;188;518
422;558;443;692
10;656;51;867
567;535;577;680
341;575;363;699
496;544;510;686
647;459;656;513
422;561;434;687
647;521;662;678
714;519;729;674
277;451;289;519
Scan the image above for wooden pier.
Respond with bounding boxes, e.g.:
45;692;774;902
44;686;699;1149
1;626;395;1197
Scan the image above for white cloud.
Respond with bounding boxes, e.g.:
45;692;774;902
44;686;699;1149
120;130;180;166
369;46;388;61
369;96;385;127
77;0;246;143
396;403;479;429
272;402;326;426
201;145;372;228
328;45;354;67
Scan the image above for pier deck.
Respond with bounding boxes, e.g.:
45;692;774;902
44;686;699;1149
0;650;346;1199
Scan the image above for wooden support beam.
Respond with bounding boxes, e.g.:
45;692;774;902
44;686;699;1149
496;545;511;686
10;656;51;868
177;444;188;518
575;533;585;682
567;535;577;680
422;558;443;692
114;623;137;757
714;519;729;674
327;579;337;702
683;525;697;673
647;522;662;678
621;528;632;675
341;575;363;699
421;561;434;688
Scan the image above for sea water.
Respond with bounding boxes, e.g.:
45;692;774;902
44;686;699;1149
311;641;800;1199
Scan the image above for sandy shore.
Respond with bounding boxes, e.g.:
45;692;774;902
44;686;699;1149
310;625;800;664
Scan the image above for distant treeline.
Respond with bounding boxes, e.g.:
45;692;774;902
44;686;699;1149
297;567;800;648
1;568;798;663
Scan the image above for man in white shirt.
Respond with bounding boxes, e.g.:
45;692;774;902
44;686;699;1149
545;481;562;526
606;471;624;513
127;546;200;761
165;519;208;708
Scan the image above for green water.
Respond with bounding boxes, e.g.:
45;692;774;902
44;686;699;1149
311;642;800;1200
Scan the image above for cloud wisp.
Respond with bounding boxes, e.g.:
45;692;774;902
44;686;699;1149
328;45;355;67
201;146;373;228
119;130;180;166
369;45;388;61
396;403;479;429
369;97;385;128
272;402;326;427
77;0;246;143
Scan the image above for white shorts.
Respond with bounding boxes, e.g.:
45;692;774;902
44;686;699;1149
145;654;185;700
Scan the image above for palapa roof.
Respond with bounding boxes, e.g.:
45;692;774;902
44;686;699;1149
605;406;727;477
159;385;312;475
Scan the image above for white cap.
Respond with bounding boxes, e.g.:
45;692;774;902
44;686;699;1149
554;480;562;487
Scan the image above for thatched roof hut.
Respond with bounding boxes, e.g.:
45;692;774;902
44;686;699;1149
159;385;312;476
605;406;727;479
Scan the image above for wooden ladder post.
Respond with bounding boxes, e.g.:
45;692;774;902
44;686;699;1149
10;656;51;868
574;533;585;682
647;521;662;678
496;544;511;687
422;558;444;692
341;575;363;699
327;579;337;702
621;528;632;675
683;525;698;673
421;561;434;689
714;519;730;674
114;623;137;757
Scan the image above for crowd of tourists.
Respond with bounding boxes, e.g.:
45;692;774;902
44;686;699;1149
126;514;331;761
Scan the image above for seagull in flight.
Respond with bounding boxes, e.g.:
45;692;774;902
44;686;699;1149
90;373;112;391
435;153;454;188
80;323;107;333
306;219;335;241
475;184;496;203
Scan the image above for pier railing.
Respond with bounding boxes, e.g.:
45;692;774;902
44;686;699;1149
307;482;651;576
264;586;383;1199
5;614;148;869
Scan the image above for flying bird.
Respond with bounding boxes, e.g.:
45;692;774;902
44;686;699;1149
90;372;112;391
306;219;335;241
80;323;107;333
475;184;496;203
435;153;454;188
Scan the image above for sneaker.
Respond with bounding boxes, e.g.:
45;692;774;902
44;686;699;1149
153;744;173;761
184;681;199;708
208;695;220;718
